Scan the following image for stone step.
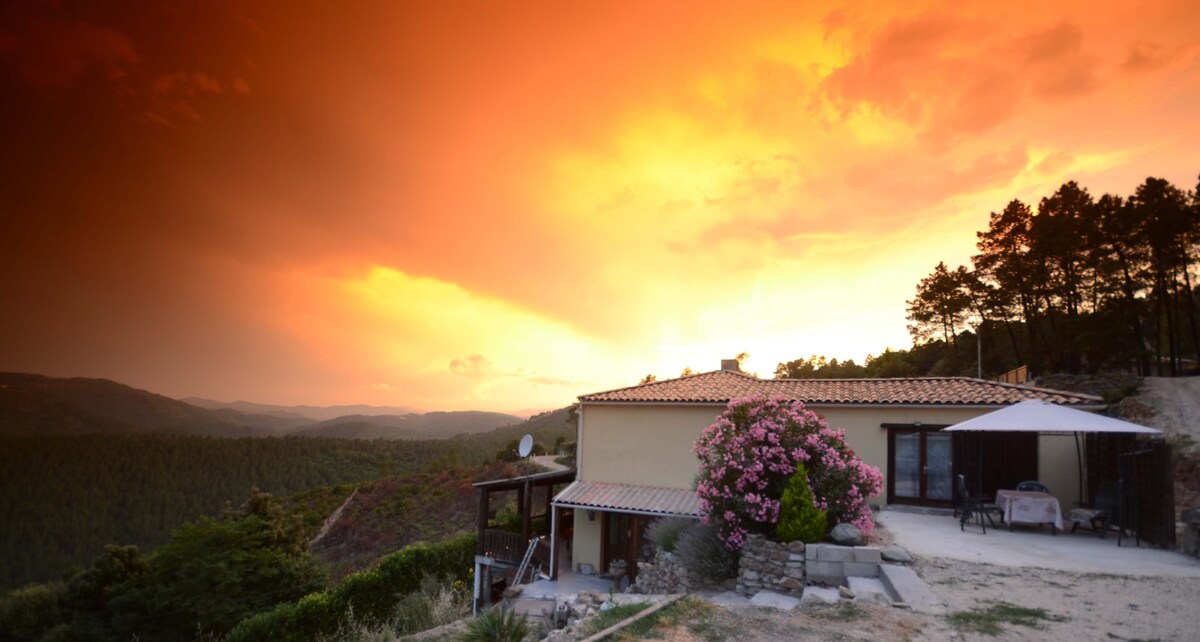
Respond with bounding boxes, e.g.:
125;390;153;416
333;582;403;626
878;564;943;614
846;576;892;606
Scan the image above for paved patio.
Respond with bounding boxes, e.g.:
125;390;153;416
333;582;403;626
878;509;1200;577
517;537;616;599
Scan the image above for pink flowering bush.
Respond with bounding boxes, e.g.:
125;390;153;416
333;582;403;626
692;396;884;550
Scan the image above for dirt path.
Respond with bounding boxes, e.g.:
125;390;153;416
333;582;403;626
1137;376;1200;451
309;488;358;548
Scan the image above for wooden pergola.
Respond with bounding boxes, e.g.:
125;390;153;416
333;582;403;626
472;468;575;610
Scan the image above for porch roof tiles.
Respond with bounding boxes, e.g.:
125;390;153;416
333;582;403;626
553;481;700;518
578;370;1102;407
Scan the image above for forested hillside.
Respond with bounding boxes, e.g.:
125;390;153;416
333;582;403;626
0;373;269;437
0;407;574;589
293;410;521;440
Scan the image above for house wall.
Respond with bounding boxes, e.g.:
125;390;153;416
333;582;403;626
569;402;1082;571
573;513;602;574
1038;433;1082;508
580;403;1018;492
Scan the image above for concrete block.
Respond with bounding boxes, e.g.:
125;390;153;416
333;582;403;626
843;562;880;578
879;564;943;614
806;560;844;577
852;546;883;563
814;545;854;562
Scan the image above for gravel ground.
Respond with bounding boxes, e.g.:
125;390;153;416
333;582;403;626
650;558;1200;642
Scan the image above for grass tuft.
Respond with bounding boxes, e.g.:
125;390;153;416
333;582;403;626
947;601;1068;636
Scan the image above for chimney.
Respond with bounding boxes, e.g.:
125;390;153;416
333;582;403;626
720;359;741;372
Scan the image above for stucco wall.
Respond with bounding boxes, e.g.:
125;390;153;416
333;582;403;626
573;515;602;572
580;402;1032;495
1039;433;1083;506
579;404;724;487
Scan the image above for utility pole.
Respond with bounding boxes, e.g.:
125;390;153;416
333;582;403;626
976;324;983;379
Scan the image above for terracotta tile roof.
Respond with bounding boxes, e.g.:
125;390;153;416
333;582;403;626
553;481;700;517
578;370;1102;407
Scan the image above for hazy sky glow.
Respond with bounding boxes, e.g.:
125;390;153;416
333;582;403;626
2;0;1198;411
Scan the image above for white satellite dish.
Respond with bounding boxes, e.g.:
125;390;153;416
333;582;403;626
518;434;534;458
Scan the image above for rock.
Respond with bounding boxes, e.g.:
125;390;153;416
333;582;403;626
800;586;840;605
787;540;806;553
749;590;802;610
830;523;864;546
881;546;913;563
839;586;856;600
599;601;612;611
501;586;523;598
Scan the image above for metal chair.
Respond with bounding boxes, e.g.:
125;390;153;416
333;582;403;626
1016;480;1050;493
1066;481;1122;538
958;474;1002;533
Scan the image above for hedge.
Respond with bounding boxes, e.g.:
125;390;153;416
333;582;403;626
225;532;476;642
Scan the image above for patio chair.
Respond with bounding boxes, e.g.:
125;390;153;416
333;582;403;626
1065;481;1122;538
957;474;1002;533
1016;480;1050;493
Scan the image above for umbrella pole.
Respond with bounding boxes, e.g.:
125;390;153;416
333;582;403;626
1074;432;1083;505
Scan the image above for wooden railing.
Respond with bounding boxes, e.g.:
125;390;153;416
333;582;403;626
480;529;525;564
994;365;1029;384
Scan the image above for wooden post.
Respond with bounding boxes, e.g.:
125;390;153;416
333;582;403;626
521;480;532;543
476;488;489;556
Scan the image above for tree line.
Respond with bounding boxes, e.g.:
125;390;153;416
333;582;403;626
906;175;1200;377
774;174;1200;380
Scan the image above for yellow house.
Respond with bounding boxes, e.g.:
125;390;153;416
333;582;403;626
550;361;1102;580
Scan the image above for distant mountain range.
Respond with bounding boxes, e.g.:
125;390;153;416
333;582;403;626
0;373;525;439
292;411;523;440
181;398;417;422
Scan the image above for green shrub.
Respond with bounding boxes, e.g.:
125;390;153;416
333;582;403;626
645;517;692;554
676;523;737;581
0;582;65;642
225;532;476;642
459;605;527;642
775;463;828;543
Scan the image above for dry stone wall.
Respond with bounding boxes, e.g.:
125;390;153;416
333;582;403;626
736;534;806;597
633;551;705;594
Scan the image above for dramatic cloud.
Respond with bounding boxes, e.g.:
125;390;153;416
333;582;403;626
1;0;1197;411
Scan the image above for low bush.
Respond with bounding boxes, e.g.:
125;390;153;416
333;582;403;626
394;574;470;635
676;523;737;582
645;517;692;554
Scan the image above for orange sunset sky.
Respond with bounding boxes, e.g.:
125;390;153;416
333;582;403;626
1;0;1198;412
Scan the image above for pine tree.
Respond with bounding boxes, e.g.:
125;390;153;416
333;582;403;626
775;464;827;543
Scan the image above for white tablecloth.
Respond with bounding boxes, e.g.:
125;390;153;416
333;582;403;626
995;490;1064;530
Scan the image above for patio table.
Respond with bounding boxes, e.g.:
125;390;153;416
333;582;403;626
995;489;1064;534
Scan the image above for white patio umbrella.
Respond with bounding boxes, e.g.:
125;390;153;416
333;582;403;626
942;399;1161;435
943;399;1161;505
